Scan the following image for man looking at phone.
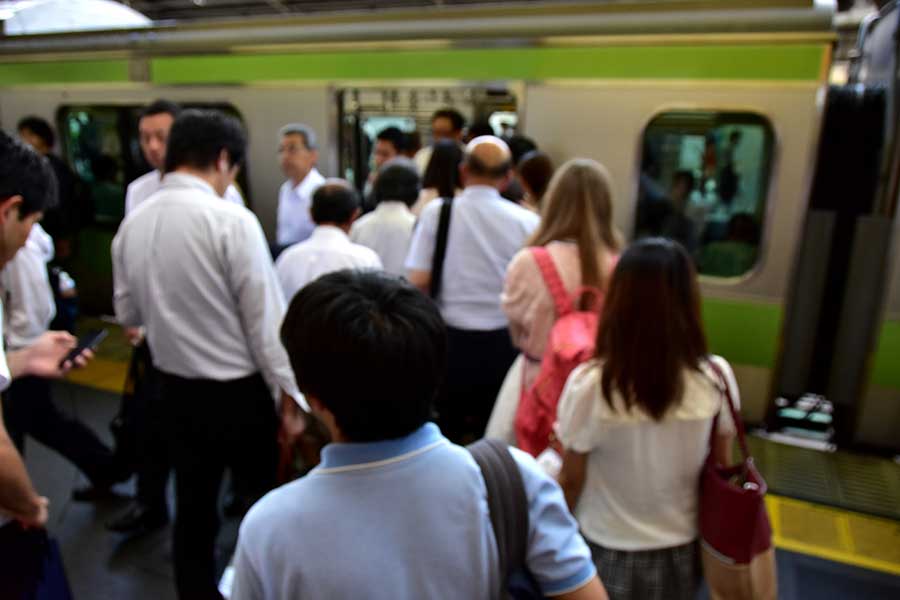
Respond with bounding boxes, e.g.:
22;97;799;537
0;131;98;596
113;109;305;600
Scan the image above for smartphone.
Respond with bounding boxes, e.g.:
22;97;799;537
59;328;108;368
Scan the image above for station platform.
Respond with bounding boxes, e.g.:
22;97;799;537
21;319;900;599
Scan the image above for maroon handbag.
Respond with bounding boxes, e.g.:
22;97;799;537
700;360;776;600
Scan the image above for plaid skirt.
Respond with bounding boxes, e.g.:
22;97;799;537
586;538;701;600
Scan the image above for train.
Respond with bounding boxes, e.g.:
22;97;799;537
1;0;897;452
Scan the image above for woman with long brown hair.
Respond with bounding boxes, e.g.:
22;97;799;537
486;158;622;443
556;238;738;600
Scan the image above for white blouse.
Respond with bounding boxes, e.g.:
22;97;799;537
556;355;739;551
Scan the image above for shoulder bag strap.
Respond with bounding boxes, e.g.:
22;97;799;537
706;359;751;463
529;246;573;317
468;438;530;598
429;197;453;299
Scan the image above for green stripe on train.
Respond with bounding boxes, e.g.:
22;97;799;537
0;60;130;84
702;298;782;369
150;44;824;84
872;320;900;390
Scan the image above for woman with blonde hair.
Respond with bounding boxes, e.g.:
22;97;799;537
487;158;623;446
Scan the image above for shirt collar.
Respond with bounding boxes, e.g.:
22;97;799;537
316;423;446;472
310;224;350;243
293;168;324;195
161;172;218;197
375;200;412;214
462;184;503;200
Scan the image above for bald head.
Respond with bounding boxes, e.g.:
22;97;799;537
463;136;513;187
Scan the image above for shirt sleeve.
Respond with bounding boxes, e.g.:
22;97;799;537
111;226;143;328
404;201;440;272
709;355;740;436
226;214;307;410
555;362;603;454
511;448;597;596
0;248;55;350
230;533;265;600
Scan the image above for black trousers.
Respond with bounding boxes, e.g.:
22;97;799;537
1;376;118;485
0;522;46;598
438;326;518;444
160;371;278;600
131;343;169;512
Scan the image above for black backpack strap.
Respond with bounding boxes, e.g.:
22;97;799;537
468;438;530;598
429;197;453;299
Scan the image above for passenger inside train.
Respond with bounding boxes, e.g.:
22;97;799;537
1;1;900;599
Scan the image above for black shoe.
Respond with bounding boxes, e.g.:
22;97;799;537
72;484;121;502
106;503;169;534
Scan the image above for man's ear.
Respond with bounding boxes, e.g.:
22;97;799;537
459;163;468;187
0;195;23;225
217;149;231;174
349;207;361;223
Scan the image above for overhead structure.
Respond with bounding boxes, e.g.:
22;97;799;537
1;0;151;35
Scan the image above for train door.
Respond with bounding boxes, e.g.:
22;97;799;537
335;85;519;195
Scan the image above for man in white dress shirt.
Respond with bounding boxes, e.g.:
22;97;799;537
406;136;539;443
112;110;304;600
125;99;245;215
0;131;97;597
277;179;381;302
275;123;326;248
1;223;124;500
413;108;466;175
351;159;418;277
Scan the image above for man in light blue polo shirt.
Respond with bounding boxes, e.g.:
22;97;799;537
231;271;606;600
405;135;539;443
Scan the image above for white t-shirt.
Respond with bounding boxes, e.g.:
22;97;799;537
349;201;416;277
555;355;739;551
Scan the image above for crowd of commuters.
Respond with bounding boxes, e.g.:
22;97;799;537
0;101;744;600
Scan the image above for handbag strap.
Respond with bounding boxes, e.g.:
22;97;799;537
530;247;574;317
706;358;751;464
468;438;529;598
429;197;453;299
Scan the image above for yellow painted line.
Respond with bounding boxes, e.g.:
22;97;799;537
768;495;900;576
65;357;127;395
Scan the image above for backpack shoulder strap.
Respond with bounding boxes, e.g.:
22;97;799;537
530;246;573;316
429;197;453;299
468;438;530;598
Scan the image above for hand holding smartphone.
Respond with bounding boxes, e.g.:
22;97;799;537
58;328;108;369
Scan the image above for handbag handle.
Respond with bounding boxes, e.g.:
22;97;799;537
706;359;752;465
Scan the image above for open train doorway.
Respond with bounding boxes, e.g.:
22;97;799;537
336;85;519;198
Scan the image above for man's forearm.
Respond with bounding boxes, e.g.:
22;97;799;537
0;432;42;521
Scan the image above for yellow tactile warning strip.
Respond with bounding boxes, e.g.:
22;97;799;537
768;495;900;575
65;357;128;394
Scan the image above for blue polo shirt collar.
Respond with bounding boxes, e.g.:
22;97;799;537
316;422;447;473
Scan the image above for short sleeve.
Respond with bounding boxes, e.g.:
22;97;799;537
511;448;597;596
230;528;265;600
555;362;603;454
404;200;441;272
709;355;741;436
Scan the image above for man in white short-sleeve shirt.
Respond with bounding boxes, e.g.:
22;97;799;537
405;135;538;442
277;180;381;303
275;123;326;247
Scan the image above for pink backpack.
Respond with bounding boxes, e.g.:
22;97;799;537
514;246;606;457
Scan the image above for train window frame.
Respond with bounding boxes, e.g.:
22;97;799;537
634;109;776;283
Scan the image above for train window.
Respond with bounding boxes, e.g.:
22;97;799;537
635;111;774;278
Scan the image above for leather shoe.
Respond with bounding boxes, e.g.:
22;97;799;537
106;503;169;534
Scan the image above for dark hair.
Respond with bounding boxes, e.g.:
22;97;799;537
422;140;463;198
402;131;422;156
311;181;360;224
432;108;465;132
376;126;405;153
467;121;495;139
374;160;420;207
140;99;182;121
0;131;57;217
17;116;55;149
673;170;695;191
507;135;537;166
517;150;554;204
596;238;708;421
281;270;446;442
163;109;246;174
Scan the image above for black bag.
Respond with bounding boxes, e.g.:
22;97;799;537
429;197;453;299
468;438;545;600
